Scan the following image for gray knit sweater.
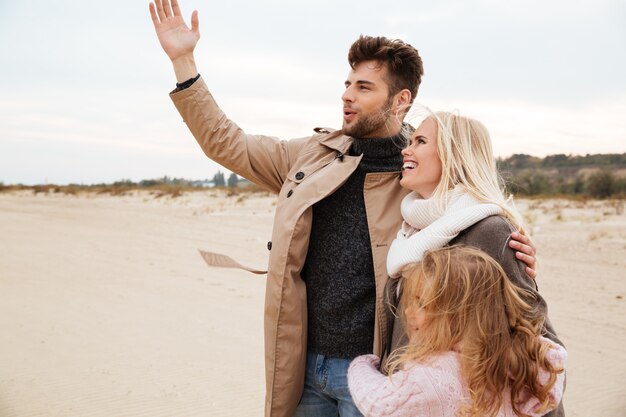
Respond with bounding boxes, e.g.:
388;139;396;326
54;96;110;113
301;135;404;359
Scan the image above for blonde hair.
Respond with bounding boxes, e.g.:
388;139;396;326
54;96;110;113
388;246;563;417
415;110;525;231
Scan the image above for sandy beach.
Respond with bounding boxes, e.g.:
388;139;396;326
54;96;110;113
1;190;625;417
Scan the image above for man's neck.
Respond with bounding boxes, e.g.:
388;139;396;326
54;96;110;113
361;126;402;140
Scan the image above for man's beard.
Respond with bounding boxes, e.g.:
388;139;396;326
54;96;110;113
343;97;394;139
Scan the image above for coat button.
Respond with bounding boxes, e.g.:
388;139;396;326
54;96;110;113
287;190;293;198
295;171;305;180
267;241;272;250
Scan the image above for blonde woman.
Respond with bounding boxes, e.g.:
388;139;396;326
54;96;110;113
348;112;565;416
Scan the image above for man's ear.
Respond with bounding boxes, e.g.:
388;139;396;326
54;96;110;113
394;89;412;115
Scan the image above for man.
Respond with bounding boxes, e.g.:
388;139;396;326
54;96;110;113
148;1;539;416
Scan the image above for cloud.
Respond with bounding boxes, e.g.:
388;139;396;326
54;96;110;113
406;94;626;156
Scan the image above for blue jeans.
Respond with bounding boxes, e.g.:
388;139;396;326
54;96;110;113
293;351;364;417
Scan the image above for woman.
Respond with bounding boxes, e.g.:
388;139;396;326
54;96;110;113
379;111;564;416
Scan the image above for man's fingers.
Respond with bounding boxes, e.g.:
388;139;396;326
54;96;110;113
162;0;173;18
171;0;182;16
511;231;531;245
149;3;160;27
509;240;535;257
191;10;199;34
155;0;166;22
516;251;536;268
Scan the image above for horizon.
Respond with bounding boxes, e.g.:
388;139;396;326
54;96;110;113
2;151;624;187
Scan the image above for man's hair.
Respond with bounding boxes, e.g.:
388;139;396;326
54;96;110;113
348;35;424;102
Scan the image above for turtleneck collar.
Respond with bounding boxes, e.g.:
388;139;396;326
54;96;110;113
349;132;406;159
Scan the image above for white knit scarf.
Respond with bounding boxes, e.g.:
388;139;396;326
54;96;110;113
386;186;503;278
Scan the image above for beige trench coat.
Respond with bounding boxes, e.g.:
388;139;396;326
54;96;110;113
171;78;410;417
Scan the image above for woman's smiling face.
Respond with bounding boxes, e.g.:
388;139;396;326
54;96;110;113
400;117;442;198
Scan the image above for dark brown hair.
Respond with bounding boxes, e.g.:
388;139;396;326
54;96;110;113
348;35;424;102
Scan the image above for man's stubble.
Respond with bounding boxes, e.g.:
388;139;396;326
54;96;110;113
343;96;395;139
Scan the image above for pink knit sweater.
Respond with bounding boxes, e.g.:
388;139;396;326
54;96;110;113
347;339;566;417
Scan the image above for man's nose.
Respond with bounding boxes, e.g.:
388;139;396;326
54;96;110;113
342;88;354;103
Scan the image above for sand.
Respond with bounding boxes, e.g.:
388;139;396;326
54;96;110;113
1;191;625;417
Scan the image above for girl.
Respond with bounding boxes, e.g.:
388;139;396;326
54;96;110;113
347;245;566;417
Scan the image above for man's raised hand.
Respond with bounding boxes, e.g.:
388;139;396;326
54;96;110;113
149;0;199;62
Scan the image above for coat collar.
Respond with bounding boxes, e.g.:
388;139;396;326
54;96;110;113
314;126;409;157
314;127;353;155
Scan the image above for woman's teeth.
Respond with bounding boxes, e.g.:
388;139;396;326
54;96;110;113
402;162;417;170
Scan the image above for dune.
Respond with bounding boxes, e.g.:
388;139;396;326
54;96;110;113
0;191;624;416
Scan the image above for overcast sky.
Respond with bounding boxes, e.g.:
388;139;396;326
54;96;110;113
1;0;624;185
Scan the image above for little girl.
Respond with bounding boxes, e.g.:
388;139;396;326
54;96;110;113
347;245;566;417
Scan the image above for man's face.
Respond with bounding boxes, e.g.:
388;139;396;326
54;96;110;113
341;60;396;139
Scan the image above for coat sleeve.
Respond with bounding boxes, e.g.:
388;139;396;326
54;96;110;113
515;338;567;416
458;216;563;346
348;355;425;417
170;77;311;194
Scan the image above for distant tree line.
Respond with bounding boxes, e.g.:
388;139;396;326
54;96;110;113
211;171;240;188
498;153;626;198
104;172;244;189
3;153;624;199
498;153;626;170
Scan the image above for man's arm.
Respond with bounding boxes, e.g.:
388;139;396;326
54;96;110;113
149;0;200;83
150;0;308;192
170;79;309;193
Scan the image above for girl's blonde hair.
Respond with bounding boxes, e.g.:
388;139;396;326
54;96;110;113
388;245;563;417
416;110;525;231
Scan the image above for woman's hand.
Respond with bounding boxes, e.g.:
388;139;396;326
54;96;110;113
509;232;537;279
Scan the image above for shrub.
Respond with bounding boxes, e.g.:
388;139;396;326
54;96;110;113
586;170;616;198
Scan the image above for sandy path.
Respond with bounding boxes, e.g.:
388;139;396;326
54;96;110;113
1;192;625;416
